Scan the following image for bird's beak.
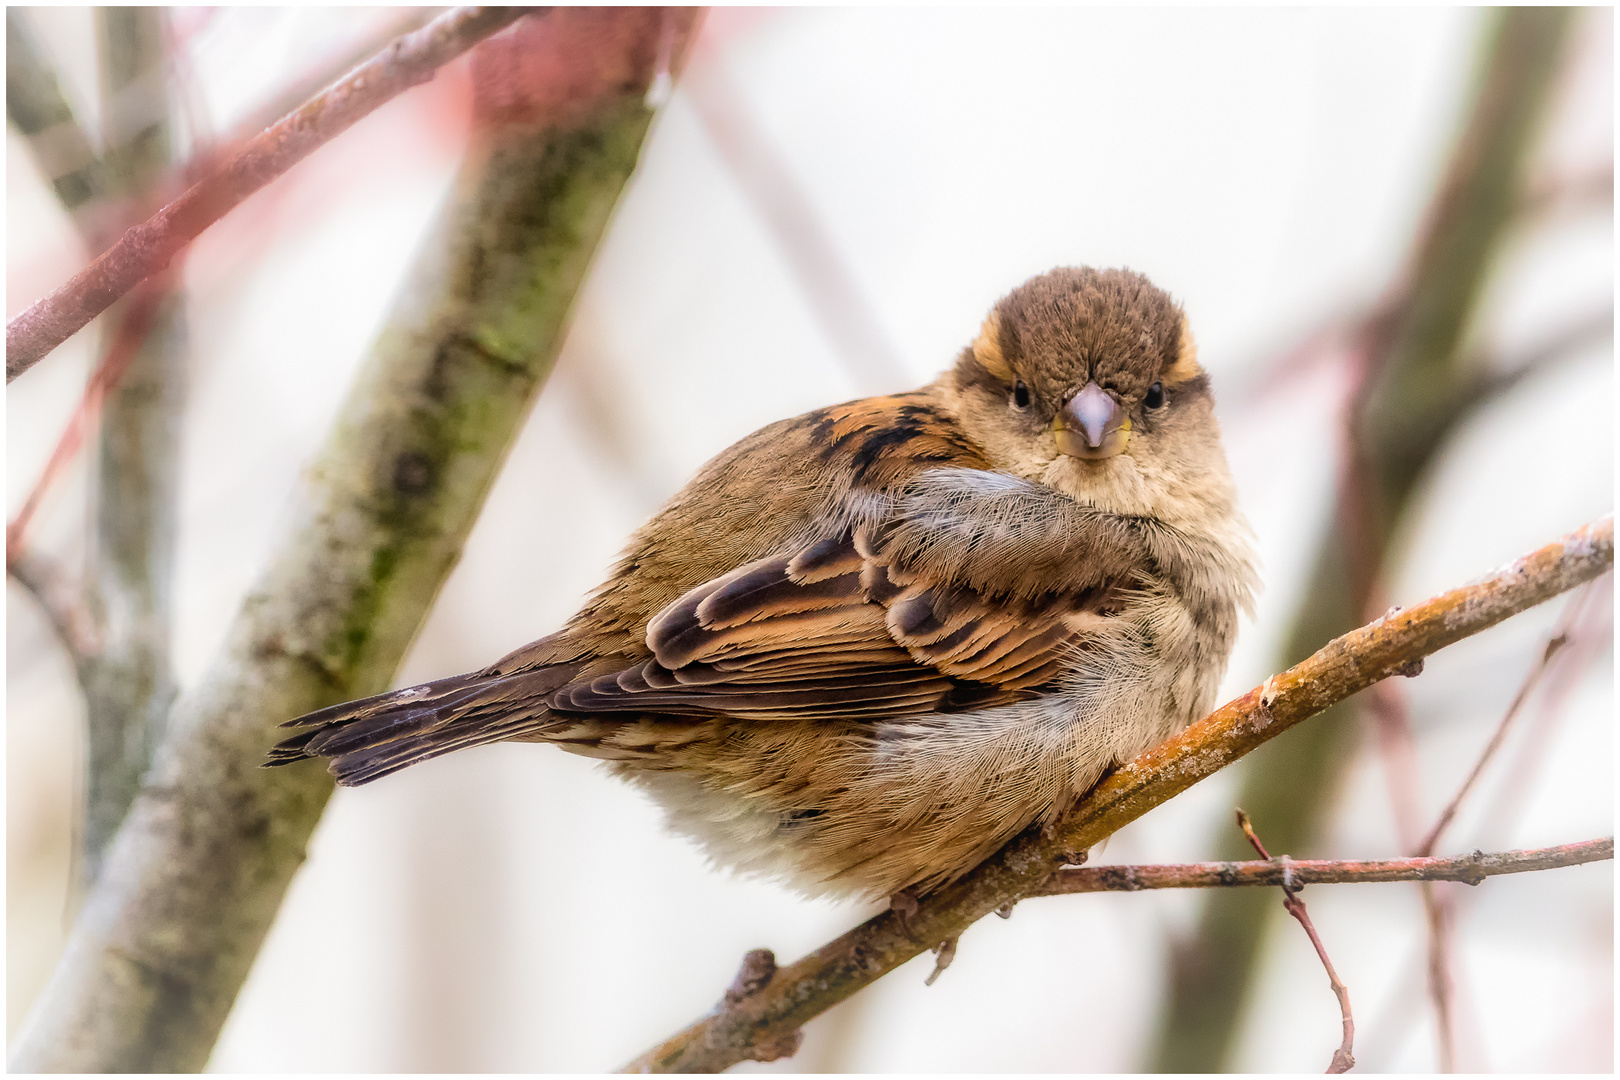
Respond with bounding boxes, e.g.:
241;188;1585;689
1055;382;1130;459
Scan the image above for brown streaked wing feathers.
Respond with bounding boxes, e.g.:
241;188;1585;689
545;530;1109;721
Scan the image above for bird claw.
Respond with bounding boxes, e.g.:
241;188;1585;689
924;935;959;986
889;886;922;938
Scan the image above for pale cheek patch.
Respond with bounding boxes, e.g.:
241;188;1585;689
972;312;1014;381
1163;316;1203;385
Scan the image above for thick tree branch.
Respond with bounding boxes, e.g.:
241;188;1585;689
1036;838;1613;894
7;10;701;1071
5;5;529;382
624;514;1612;1073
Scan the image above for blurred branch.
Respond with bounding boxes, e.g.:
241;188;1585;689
74;4;188;891
6;279;169;560
7;10;701;1071
623;515;1611;1073
1036;837;1613;894
6;9;107;223
1410;579;1597;1071
1472;578;1612;845
1416;581;1596;858
5;5;528;382
8;550;100;673
228;8;441;146
685;58;912;392
1150;9;1577;1069
1520;162;1613;220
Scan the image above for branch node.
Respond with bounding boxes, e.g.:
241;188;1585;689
1393;655;1425;678
1259;675;1280;711
994;901;1015;919
723;948;778;1007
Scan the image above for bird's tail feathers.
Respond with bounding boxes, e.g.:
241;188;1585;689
266;664;585;786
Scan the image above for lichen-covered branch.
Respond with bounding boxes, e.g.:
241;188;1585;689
623;514;1611;1073
1034;838;1613;894
7;10;700;1071
5;5;528;382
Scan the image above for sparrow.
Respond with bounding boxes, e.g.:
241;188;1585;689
268;266;1258;901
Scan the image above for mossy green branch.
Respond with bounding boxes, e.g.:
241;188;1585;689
9;10;701;1072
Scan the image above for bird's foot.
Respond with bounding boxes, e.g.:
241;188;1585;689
924;935;959;986
889;886;921;938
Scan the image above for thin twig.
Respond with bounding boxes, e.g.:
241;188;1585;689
1520;162;1613;220
1413;580;1600;1072
1472;578;1613;846
622;515;1612;1073
6;278;170;561
1034;838;1613;895
1417;581;1596;858
8;550;100;670
1421;882;1457;1072
1236;810;1356;1073
5;5;529;381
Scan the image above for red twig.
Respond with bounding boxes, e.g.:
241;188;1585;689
1237;810;1356;1074
5;5;527;382
6;278;170;562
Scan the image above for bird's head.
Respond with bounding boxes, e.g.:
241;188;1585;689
946;266;1233;525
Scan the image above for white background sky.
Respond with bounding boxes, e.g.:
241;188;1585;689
7;6;1613;1072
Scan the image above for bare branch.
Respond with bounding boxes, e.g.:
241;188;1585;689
6;278;169;559
8;549;100;670
623;515;1612;1073
1417;580;1597;857
1036;838;1614;894
5;6;530;382
1520;162;1613;220
1233;811;1355;1073
76;2;189;893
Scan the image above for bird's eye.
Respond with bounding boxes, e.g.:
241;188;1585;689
1144;382;1165;410
1012;380;1031;409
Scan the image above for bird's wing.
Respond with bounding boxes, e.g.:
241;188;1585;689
548;520;1133;722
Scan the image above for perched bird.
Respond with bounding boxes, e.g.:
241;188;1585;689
268;266;1258;901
